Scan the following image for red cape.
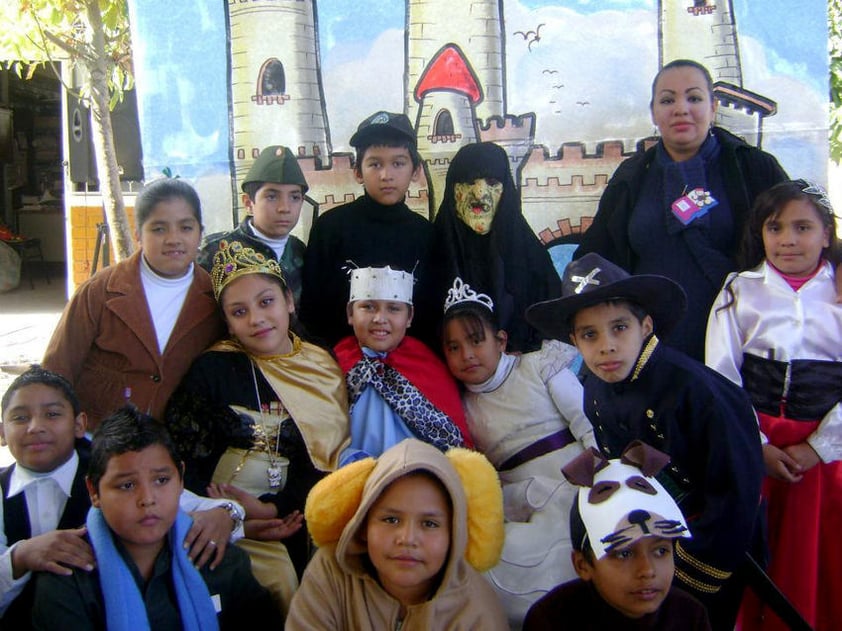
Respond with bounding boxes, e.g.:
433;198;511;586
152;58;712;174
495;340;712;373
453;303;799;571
334;335;473;448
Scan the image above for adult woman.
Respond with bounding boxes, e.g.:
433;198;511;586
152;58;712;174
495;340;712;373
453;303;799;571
575;59;788;360
43;178;224;430
432;142;561;353
165;240;349;614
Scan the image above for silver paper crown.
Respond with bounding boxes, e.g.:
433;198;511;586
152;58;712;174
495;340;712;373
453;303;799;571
348;265;414;304
443;277;495;313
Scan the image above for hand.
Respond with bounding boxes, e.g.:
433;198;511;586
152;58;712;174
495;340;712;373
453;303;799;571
185;507;234;570
243;511;304;541
11;527;94;579
762;443;803;483
207;482;277;520
783;442;821;473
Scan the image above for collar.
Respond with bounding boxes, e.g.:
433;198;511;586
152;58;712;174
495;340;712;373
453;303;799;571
762;258;831;288
7;450;79;499
628;334;660;383
361;346;389;360
465;352;516;393
140;253;194;287
248;220;290;251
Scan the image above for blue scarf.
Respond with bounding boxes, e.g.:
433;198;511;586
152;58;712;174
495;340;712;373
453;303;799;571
86;507;219;631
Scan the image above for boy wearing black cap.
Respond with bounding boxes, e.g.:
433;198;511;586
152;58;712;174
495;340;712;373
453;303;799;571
525;253;763;631
299;111;436;346
200;145;309;308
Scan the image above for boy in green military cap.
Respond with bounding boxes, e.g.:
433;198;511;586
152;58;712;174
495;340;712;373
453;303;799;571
200;145;309;308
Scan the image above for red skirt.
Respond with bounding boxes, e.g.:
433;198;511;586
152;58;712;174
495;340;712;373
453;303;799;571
739;412;842;631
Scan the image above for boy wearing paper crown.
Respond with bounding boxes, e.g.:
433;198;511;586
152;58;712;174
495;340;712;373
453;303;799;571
333;266;472;466
286;438;508;630
199;145;309;309
524;442;711;630
525;253;763;631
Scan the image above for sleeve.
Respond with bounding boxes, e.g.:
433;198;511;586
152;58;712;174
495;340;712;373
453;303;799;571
0;541;31;616
673;377;764;596
572;155;643;267
705;278;768;445
704;275;746;386
546;368;596;450
41;281;100;386
285;549;344;630
298;215;339;343
178;489;245;541
31;570;100;631
807;403;842;463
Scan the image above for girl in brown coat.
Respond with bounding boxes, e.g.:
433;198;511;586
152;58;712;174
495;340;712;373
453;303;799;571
43;178;224;431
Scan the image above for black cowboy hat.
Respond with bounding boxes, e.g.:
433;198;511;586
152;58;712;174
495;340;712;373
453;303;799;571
525;253;687;341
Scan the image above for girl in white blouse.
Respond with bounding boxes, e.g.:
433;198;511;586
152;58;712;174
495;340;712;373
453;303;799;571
705;179;842;631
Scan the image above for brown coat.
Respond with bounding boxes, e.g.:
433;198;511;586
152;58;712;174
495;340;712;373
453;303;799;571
43;252;224;429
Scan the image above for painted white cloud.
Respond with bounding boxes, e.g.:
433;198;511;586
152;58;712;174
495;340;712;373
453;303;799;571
317;0;827;178
322;29;406;153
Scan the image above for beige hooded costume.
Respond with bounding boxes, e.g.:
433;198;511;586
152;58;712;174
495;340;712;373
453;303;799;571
286;439;508;630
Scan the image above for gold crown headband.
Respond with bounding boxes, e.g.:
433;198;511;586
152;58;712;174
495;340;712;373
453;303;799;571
211;240;286;301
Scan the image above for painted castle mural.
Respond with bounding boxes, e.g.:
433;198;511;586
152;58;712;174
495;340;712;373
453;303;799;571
125;0;828;246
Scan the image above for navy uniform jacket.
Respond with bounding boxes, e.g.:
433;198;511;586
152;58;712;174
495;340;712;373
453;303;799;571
582;336;763;598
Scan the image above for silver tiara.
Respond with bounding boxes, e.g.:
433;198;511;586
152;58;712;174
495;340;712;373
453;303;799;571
443;277;494;313
801;180;834;213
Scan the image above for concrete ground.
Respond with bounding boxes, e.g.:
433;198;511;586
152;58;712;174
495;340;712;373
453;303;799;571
0;264;67;466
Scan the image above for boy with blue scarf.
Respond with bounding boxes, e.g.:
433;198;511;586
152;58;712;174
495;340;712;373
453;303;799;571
31;406;280;630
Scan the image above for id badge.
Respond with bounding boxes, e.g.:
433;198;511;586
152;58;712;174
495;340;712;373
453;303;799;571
671;188;718;225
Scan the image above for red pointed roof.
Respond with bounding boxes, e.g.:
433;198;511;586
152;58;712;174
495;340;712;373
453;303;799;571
415;45;482;104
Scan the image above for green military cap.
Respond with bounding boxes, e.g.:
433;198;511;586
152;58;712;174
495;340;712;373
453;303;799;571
241;145;309;193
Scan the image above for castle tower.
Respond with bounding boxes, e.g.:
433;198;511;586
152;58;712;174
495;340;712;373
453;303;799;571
659;0;775;147
406;0;506;125
414;45;481;211
228;0;331;201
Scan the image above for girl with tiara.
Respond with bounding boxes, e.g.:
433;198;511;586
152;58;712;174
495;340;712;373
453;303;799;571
441;277;596;628
166;240;350;617
706;180;842;631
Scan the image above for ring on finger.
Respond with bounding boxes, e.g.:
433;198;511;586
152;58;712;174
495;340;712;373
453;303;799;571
208;540;217;546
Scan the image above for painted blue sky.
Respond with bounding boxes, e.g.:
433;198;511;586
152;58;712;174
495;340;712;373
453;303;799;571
315;0;829;179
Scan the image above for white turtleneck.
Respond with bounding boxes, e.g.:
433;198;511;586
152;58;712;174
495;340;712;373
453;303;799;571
140;256;193;353
250;223;289;260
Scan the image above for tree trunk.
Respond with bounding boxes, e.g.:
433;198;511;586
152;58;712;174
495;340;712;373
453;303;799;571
85;0;134;261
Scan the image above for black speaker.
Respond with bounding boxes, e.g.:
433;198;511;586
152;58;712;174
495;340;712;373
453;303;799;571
67;93;95;183
66;89;143;183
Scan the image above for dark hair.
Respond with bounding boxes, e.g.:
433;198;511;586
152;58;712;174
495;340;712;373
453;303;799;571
442;303;500;344
1;365;81;417
241;181;305;202
650;59;715;109
568;299;649;336
218;271;311;341
739;179;840;271
87;405;182;490
134;177;203;231
354;135;421;173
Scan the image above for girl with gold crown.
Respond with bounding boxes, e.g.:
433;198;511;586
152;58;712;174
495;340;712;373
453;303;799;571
165;239;350;617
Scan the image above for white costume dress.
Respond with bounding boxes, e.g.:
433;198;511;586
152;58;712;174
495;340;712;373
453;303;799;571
462;340;596;629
